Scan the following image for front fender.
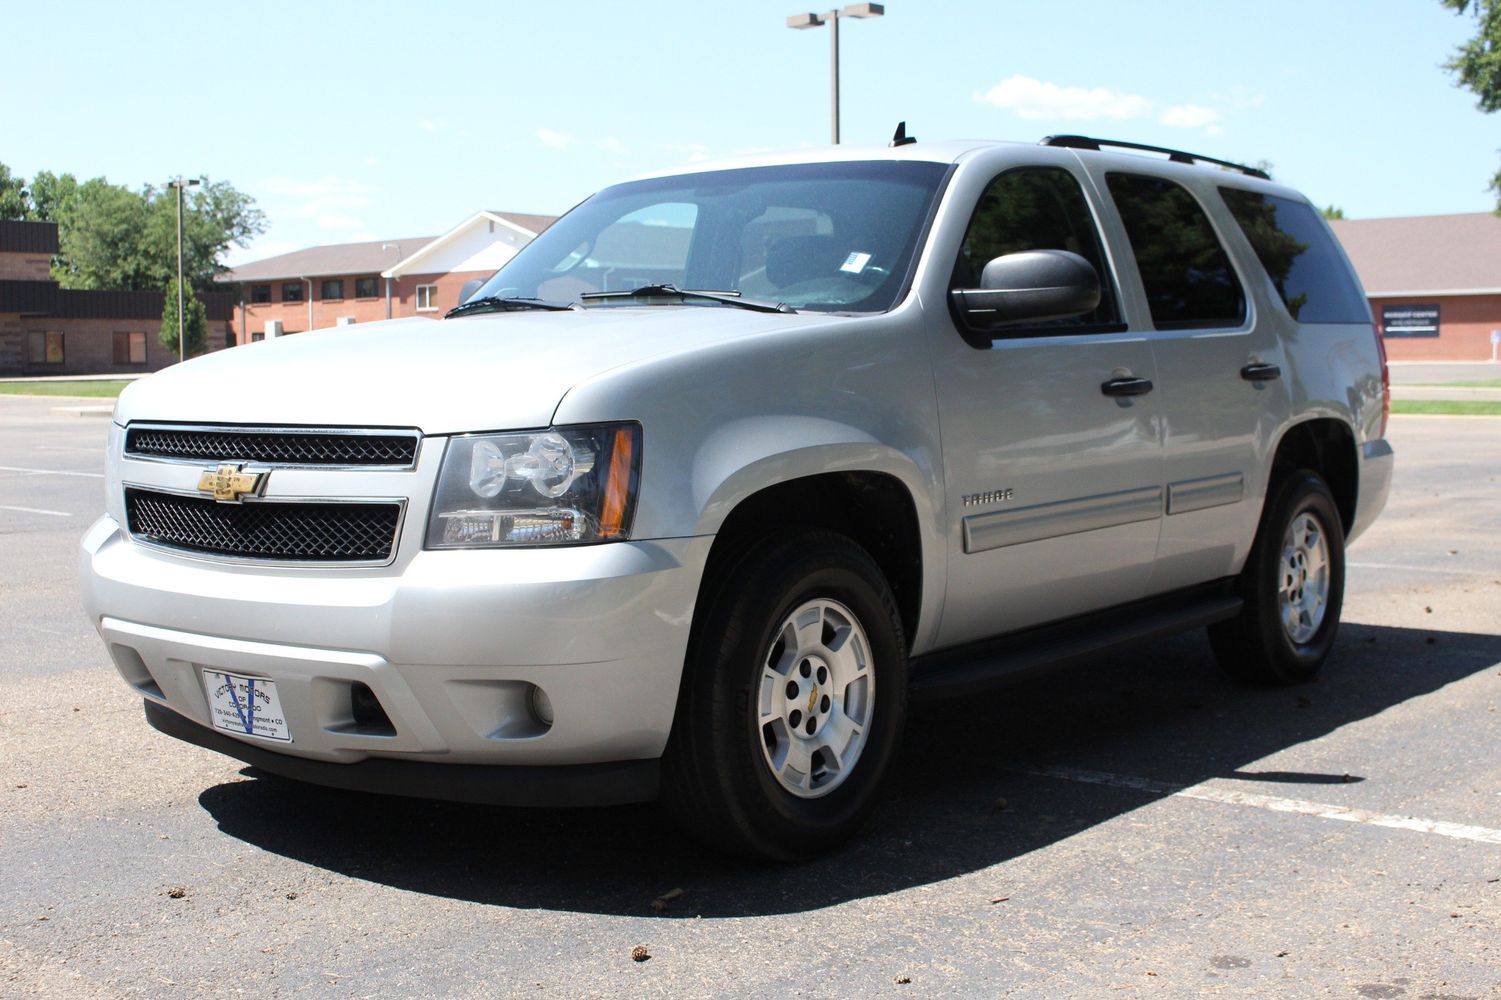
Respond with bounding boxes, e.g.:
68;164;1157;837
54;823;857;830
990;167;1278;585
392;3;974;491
686;416;947;654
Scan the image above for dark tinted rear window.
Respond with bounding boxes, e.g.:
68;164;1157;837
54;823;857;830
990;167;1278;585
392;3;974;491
1106;173;1245;330
1219;188;1370;323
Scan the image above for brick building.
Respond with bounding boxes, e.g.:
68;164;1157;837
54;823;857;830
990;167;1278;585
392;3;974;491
1331;212;1501;362
0;220;234;376
220;210;555;343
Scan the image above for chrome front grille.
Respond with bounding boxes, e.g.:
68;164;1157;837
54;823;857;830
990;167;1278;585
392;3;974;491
125;488;402;563
125;425;419;468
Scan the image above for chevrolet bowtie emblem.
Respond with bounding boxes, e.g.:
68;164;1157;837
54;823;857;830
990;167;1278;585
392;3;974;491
197;463;266;503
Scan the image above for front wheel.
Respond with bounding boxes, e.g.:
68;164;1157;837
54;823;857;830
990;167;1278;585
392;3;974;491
662;530;908;860
1209;469;1346;683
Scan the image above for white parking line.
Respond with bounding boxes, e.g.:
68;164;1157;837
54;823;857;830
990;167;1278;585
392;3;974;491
1020;766;1501;846
0;464;104;479
0;504;72;517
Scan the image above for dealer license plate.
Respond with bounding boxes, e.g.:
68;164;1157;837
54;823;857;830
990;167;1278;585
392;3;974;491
203;670;292;742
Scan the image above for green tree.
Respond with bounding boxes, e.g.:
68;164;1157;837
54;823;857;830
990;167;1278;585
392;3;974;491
26;170;78;223
159;275;207;358
1321;205;1346;220
1442;0;1501;208
0;165;265;291
54;178;154;289
0;161;27;220
143;179;266;291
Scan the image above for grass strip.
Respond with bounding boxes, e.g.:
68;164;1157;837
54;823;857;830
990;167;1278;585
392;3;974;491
1390;399;1501;416
0;380;131;398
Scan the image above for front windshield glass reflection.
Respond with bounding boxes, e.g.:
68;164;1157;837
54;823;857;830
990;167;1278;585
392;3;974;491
471;161;949;314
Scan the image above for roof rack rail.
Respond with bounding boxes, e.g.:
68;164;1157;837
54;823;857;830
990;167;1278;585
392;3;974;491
1039;134;1270;180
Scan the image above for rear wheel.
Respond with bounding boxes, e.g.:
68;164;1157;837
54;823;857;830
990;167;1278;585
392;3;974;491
662;530;907;860
1210;469;1345;683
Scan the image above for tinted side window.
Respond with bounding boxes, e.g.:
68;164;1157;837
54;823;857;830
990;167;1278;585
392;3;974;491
1106;173;1245;329
955;166;1119;328
1219;188;1370;323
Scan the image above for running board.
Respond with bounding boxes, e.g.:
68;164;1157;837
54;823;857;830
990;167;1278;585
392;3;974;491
909;581;1242;702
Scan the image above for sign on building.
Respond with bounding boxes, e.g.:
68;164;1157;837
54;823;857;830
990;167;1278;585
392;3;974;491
1381;303;1440;338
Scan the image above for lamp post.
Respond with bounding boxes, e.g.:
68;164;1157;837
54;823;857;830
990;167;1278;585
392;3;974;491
167;176;200;363
786;3;884;144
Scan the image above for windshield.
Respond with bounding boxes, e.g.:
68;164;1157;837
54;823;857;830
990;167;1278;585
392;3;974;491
470;160;949;314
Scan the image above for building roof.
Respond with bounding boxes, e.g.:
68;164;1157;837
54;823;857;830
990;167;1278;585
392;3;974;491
221;236;434;284
222;212;558;285
0;220;60;255
385;210;558;279
485;211;557;237
1330;212;1501;296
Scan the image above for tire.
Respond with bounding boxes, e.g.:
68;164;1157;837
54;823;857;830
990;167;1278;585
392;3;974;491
1209;469;1346;684
662;529;908;860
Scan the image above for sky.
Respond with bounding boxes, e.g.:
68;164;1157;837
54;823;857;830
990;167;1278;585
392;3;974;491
2;0;1494;267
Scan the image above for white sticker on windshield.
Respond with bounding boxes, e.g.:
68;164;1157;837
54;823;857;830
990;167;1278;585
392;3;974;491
840;251;873;274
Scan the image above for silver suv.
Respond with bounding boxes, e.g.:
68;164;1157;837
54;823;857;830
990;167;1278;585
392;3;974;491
81;134;1392;859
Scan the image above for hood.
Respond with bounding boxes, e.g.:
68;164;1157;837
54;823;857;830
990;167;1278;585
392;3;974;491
115;309;843;434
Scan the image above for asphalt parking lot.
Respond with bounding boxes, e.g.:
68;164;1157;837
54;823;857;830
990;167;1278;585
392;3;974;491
1;394;1498;999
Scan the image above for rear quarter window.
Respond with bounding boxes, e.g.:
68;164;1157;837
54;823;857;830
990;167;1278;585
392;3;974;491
1219;188;1370;324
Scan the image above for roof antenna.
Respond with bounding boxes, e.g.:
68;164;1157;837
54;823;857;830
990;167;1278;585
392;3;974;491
889;121;917;147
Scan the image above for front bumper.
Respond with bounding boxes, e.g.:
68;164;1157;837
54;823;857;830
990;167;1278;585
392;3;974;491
82;515;711;796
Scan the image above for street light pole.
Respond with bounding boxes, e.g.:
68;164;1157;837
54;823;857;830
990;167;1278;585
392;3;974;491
168;176;200;364
786;4;884;145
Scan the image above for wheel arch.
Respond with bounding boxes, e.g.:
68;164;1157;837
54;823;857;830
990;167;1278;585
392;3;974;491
686;417;939;651
1267;417;1358;534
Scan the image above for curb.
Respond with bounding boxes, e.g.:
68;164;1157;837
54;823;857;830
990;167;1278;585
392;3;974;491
50;404;114;418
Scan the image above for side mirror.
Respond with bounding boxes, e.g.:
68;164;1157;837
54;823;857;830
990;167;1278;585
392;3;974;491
951;249;1101;327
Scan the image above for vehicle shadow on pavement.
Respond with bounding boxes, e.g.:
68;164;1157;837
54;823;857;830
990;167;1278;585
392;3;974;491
196;621;1501;918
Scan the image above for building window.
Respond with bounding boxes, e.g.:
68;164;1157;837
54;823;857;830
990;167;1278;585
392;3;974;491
282;282;304;302
112;331;147;365
321;279;344;300
250;284;272;304
355;276;379;298
250;331;264;342
28;331;64;365
416;284;439;311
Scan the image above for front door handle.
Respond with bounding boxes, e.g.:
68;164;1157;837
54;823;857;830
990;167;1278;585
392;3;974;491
1101;376;1154;397
1240;362;1282;382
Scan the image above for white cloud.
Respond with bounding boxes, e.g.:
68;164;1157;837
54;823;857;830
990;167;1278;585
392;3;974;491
315;213;362;232
536;128;573;150
1159;104;1222;129
974;74;1152;121
975;75;1230;134
599;136;628;154
418;119;446;133
258;175;380;235
260;176;378;198
1213;86;1265;110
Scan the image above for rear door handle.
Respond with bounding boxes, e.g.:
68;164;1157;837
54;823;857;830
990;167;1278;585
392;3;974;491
1240;363;1281;382
1101;376;1154;397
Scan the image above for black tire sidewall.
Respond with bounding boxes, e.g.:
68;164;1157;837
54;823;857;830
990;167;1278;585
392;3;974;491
1247;471;1346;679
689;532;908;856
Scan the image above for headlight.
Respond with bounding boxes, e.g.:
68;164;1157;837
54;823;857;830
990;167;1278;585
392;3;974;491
426;423;641;548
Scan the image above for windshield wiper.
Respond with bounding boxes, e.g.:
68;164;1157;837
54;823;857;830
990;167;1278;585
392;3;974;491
579;284;795;314
445;296;577;319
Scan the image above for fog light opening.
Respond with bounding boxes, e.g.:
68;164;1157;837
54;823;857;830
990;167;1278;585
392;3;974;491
349;682;396;737
529;685;555;728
